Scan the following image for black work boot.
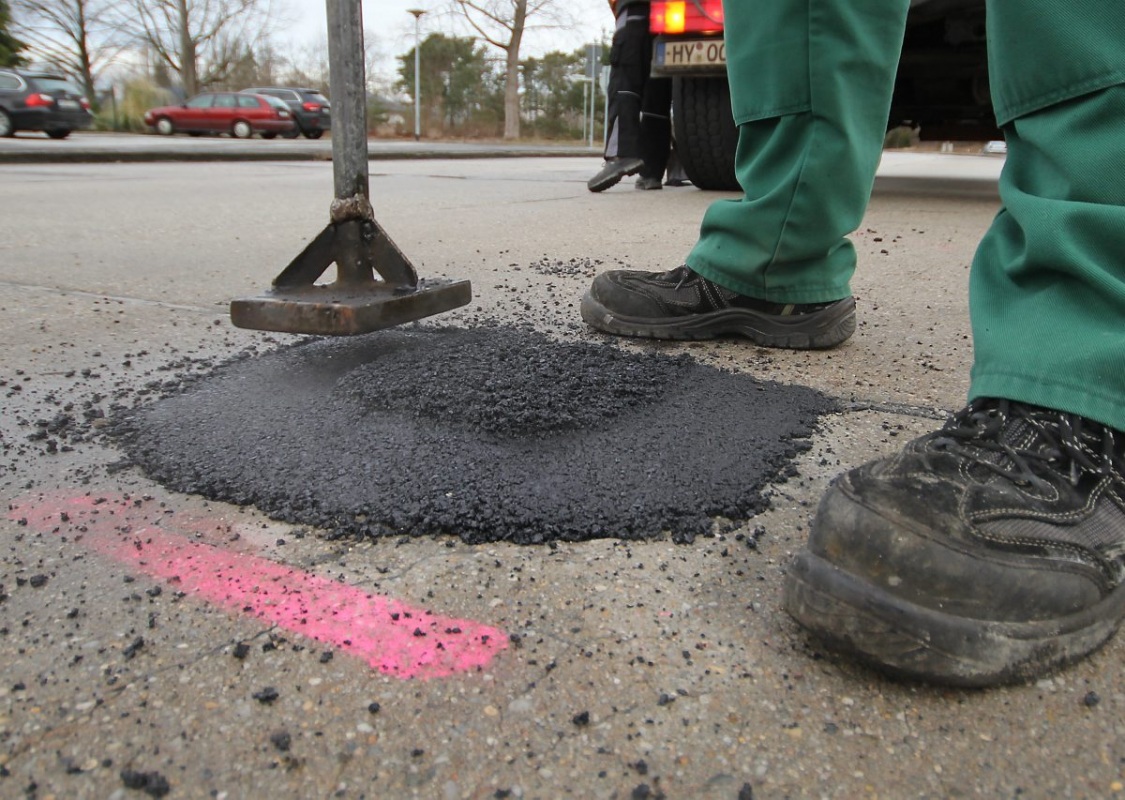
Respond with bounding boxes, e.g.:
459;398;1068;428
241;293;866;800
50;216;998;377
587;157;645;192
785;399;1125;687
580;265;856;349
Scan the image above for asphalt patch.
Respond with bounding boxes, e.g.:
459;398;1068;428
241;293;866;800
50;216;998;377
114;326;836;544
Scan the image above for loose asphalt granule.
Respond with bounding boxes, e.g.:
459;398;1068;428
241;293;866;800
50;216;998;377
114;326;837;543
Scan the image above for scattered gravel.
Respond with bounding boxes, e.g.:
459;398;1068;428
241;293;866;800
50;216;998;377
252;687;280;704
120;769;171;797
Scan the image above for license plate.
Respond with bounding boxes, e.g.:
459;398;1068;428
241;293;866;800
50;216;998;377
656;38;726;68
57;98;79;109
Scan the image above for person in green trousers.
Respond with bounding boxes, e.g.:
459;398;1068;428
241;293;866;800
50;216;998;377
580;1;1125;687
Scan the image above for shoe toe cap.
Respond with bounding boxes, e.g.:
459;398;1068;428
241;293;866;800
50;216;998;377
811;466;1108;622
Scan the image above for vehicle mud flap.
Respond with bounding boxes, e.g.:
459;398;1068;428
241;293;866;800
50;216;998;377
229;0;471;336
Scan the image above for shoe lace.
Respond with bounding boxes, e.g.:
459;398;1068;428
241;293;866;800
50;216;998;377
932;399;1123;492
659;265;694;286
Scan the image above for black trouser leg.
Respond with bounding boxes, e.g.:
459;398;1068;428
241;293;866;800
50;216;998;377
638;75;672;178
604;7;653;159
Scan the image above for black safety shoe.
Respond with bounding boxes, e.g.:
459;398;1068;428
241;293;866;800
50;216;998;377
785;399;1125;687
635;175;663;191
588;157;645;192
580;265;856;348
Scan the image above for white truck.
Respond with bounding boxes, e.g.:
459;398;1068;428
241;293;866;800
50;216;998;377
650;0;993;189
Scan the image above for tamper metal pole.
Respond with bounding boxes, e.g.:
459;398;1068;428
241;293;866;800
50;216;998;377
230;0;471;336
328;0;370;215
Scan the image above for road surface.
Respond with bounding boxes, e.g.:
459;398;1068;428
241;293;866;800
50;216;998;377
2;152;1121;799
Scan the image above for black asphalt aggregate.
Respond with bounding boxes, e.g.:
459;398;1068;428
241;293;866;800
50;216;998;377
114;325;837;544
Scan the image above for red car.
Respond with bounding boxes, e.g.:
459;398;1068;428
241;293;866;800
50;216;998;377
144;92;296;139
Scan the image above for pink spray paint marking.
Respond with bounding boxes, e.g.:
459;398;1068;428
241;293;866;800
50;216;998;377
11;493;507;679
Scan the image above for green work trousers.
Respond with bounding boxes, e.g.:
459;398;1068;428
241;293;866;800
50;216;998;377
686;1;1125;431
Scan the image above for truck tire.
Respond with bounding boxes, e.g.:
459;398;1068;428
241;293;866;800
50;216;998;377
672;76;739;191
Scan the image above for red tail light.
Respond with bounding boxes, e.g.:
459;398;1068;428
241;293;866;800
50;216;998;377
302;102;321;112
25;93;54;108
80;98;91;110
650;0;724;34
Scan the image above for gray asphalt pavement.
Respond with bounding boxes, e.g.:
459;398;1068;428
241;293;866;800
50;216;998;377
2;151;1122;799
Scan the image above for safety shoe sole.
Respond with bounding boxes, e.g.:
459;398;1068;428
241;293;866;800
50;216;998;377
784;549;1125;687
579;293;856;349
588;158;645;192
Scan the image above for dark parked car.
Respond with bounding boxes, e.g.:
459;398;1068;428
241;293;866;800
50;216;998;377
242;87;331;139
0;67;94;139
143;92;296;138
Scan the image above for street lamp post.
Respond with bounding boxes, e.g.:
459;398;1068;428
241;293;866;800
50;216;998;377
407;8;425;141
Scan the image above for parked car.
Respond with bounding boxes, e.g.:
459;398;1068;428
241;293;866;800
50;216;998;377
257;94;298;139
242;87;331;139
143;92;296;138
0;67;94;139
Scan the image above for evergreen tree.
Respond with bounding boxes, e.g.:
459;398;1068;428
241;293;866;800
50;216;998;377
521;50;586;139
0;0;28;66
397;33;501;136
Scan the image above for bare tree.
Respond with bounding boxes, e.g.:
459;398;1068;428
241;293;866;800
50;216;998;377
363;27;389;94
275;28;386;102
274;36;329;89
123;0;281;96
446;0;569;139
11;0;124;100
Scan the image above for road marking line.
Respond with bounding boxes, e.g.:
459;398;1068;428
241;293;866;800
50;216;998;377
11;493;507;679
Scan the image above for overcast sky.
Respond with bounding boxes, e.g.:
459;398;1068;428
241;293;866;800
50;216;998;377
282;0;612;81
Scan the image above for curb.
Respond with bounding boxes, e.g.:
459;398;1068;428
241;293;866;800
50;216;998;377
0;140;600;165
